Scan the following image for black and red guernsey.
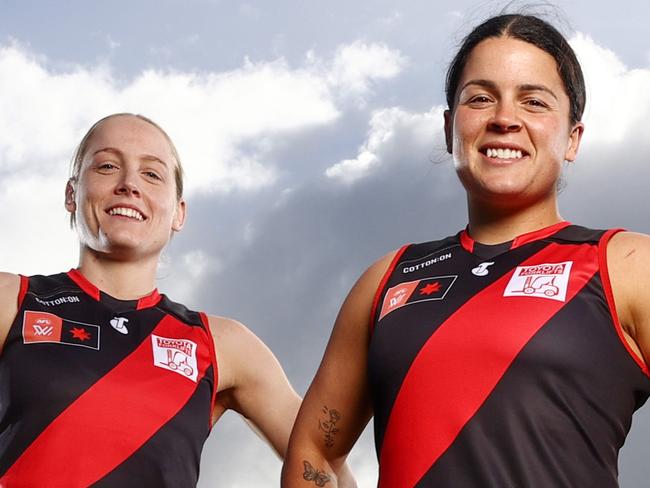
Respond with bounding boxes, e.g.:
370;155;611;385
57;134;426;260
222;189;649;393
368;222;650;488
0;269;218;487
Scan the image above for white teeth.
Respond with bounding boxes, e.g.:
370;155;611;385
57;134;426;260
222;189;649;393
108;207;144;221
485;148;524;159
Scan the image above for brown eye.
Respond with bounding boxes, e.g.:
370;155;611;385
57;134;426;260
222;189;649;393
523;98;549;110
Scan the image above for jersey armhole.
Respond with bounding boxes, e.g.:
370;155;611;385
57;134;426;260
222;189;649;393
17;275;29;309
369;244;410;335
599;229;650;377
199;311;219;429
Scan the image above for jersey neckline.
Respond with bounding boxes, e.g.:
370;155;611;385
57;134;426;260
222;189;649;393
459;221;571;256
67;268;162;310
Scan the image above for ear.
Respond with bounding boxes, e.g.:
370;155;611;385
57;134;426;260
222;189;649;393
171;198;186;232
564;122;584;162
65;179;76;213
444;110;453;154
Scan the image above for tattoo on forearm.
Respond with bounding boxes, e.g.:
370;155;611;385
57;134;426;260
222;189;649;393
319;405;341;448
303;460;332;486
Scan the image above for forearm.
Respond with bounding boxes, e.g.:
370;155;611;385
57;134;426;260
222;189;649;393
281;445;342;488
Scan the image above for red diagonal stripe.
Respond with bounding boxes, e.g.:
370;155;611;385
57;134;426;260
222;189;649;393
1;315;212;486
378;243;598;488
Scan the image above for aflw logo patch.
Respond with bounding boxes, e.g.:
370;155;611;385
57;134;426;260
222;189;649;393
379;276;457;321
22;311;100;350
151;334;198;382
504;261;573;302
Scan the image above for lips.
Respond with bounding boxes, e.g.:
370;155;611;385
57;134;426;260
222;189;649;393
106;206;146;221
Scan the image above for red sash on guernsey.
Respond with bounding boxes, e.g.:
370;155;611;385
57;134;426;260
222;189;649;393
378;242;598;488
0;315;212;487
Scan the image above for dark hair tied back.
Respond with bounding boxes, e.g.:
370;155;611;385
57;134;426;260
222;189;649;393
445;14;585;124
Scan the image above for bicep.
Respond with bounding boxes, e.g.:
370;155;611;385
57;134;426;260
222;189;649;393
213;317;300;458
608;233;650;364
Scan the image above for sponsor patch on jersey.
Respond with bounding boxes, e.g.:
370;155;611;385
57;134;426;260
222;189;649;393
22;310;100;350
151;334;198;382
379;275;457;321
33;294;81;307
503;261;573;302
401;251;453;274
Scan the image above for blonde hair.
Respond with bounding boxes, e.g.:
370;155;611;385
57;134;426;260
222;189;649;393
69;113;184;226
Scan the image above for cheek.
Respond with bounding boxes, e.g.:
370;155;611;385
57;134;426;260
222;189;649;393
452;111;483;154
529;119;571;159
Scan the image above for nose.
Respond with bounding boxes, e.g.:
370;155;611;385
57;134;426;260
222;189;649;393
115;167;141;197
488;102;521;133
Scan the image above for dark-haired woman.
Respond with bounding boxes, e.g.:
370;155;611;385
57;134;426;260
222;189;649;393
282;13;650;488
0;113;305;486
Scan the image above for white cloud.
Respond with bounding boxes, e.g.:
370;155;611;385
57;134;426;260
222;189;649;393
0;174;78;275
0;40;407;194
327;41;407;98
0;39;405;273
572;33;650;147
329;34;650;186
326;106;445;184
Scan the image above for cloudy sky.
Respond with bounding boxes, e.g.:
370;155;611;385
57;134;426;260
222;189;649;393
1;0;649;486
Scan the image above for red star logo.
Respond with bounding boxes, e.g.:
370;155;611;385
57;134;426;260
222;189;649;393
419;282;441;295
70;327;91;341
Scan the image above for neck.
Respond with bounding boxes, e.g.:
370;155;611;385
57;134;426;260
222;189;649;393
466;194;562;245
76;246;159;300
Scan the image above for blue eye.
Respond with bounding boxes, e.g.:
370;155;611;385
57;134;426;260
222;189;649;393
96;161;118;172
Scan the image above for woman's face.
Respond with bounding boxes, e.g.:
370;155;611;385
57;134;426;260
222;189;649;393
444;36;583;210
66;115;185;259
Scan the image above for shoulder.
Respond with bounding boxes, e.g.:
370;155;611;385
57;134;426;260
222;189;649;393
205;315;280;390
205;315;259;345
606;231;650;333
352;247;404;296
330;247;406;340
606;230;650;257
0;272;22;347
0;272;20;292
0;272;21;308
606;231;650;278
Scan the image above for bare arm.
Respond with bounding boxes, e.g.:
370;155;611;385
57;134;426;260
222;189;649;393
282;251;396;488
209;316;301;458
608;232;650;366
0;272;20;353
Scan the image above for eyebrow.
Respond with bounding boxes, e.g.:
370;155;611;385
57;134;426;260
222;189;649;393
460;79;558;100
92;147;169;167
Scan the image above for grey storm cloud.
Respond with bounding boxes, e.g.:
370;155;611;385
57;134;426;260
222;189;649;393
1;1;649;487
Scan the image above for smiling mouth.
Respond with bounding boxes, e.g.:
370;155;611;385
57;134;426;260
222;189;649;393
107;207;145;221
481;147;528;160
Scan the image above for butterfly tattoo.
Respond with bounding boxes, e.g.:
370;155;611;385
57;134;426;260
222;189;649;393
303;460;332;486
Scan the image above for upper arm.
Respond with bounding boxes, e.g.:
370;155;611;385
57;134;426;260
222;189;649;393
607;232;650;366
0;272;21;351
290;250;398;462
209;316;300;458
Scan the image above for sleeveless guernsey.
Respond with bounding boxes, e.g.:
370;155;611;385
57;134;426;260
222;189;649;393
0;269;217;487
368;223;650;488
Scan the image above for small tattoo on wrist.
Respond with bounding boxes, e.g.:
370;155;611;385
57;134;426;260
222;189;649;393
319;405;341;448
303;460;332;486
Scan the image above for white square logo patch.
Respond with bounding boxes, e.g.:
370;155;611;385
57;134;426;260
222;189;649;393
151;334;198;382
504;261;573;302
